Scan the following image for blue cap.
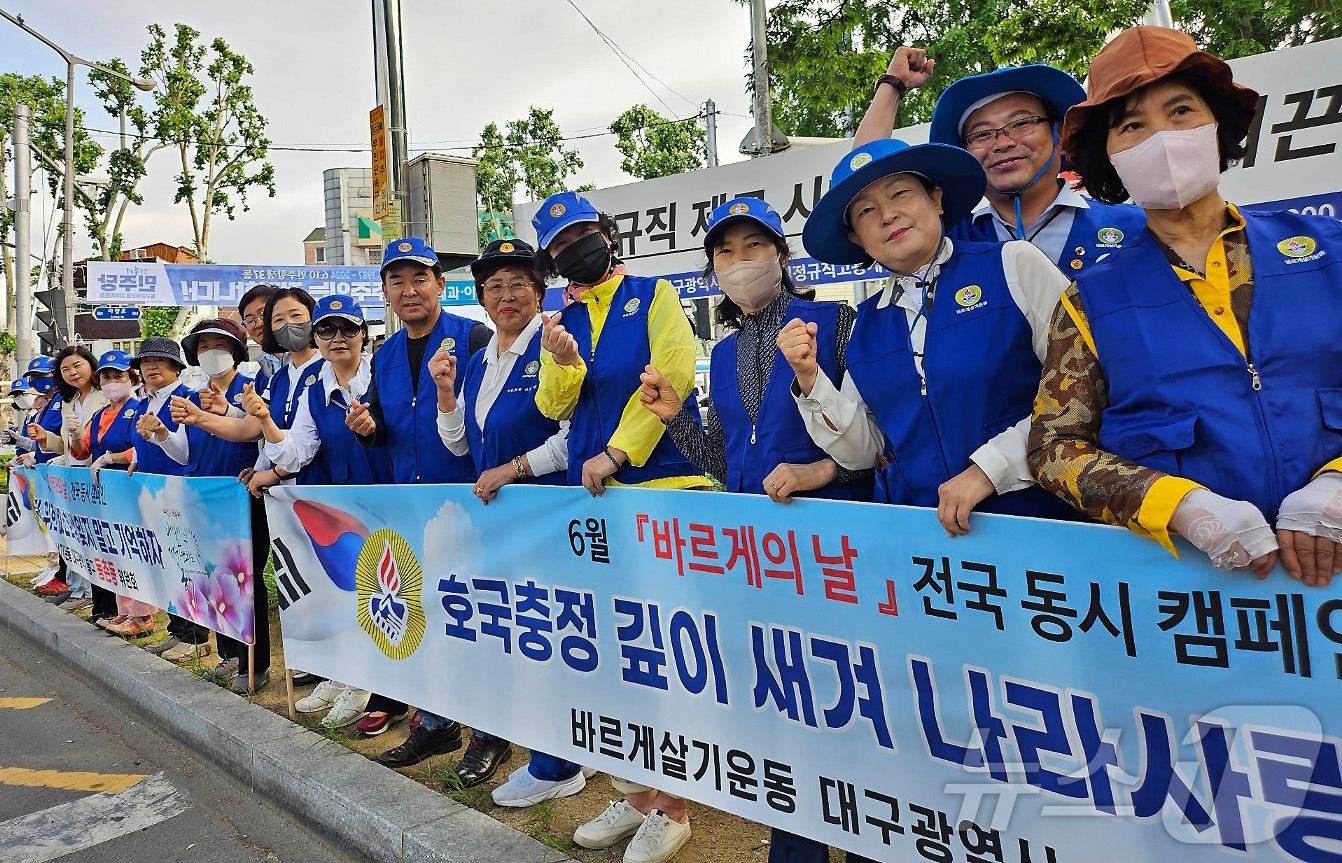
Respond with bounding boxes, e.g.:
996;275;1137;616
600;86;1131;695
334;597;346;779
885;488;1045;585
703;197;785;253
531;192;601;250
379;237;439;276
802;138;986;265
929;65;1086;146
95;349;133;373
313;295;365;325
10;377;32;394
24;356;55;378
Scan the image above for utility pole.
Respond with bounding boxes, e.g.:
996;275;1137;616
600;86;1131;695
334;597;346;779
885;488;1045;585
371;0;408;333
12;104;33;371
750;0;771;158
1143;0;1175;27
703;99;719;168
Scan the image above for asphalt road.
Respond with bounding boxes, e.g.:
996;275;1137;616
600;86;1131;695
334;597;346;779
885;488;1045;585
0;623;361;863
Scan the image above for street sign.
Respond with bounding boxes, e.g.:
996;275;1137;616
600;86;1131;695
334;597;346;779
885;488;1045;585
93;306;142;321
370;105;390;221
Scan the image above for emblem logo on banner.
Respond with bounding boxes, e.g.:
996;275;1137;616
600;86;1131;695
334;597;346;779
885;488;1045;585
355;529;425;660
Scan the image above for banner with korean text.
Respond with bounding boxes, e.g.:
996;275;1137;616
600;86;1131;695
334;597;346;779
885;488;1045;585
6;467;53;556
20;465;255;643
268;483;1341;861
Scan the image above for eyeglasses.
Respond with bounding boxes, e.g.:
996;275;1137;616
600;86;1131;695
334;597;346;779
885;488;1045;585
313;320;362;341
481;279;535;299
963;116;1050;149
242;314;263;326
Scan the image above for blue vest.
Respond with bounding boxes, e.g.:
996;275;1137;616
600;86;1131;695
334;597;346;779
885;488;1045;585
34;395;63;465
89;400;141;463
372;311;478;484
132;383;192;476
557;275;701;486
188;372;259;478
711;297;870;501
1075;209;1342;521
304;374;393;486
845;241;1078;518
953;197;1147;274
267;357;326;430
462;328;563;486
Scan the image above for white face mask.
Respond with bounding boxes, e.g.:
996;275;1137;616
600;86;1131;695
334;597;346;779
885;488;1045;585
101;382;131;403
15;394;35;411
198;349;235;379
717;257;783;313
1109;123;1222;210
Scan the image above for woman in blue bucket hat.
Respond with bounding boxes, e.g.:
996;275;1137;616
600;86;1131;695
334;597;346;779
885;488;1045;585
787;136;1080;531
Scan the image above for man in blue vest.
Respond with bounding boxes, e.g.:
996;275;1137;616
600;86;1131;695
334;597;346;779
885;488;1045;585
852;47;1146;275
348;237;496;773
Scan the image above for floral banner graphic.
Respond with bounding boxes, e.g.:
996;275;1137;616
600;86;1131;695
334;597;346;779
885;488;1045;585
18;464;254;643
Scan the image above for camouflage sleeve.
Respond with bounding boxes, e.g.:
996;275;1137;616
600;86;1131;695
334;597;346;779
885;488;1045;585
1026;285;1168;529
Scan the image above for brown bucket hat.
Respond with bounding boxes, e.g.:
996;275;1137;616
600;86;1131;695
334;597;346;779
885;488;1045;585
1060;26;1260;160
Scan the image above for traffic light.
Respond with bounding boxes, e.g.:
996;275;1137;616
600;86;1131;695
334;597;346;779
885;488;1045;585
34;285;68;353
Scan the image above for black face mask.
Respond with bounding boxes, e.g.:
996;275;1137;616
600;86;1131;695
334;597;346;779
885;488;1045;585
553;232;614;286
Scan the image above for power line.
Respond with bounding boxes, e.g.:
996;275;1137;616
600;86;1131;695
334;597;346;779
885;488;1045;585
561;0;682;115
73;109;718;156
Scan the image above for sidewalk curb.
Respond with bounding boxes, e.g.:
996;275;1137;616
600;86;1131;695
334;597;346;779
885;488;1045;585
0;579;573;863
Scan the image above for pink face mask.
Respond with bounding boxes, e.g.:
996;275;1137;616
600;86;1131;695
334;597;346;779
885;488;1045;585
1109;123;1221;210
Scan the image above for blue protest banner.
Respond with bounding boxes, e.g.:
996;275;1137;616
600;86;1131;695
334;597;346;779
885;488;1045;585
265;483;1342;860
85;261;479;311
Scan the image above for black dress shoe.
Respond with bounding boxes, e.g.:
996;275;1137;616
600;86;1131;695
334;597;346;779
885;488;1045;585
376;721;463;768
290;671;323;687
44;591;71;604
454;735;512;788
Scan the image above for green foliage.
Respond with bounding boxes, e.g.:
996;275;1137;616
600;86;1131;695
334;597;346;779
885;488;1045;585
85;58;167;261
751;0;1328;139
140;306;178;339
1170;0;1342;57
610;104;706;180
141;23;276;261
0;331;16;356
472;107;584;246
0;74;101;323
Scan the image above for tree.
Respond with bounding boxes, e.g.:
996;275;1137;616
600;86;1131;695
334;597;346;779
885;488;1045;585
609;104;705;180
471;107;585;247
0;74;101;334
84;57;169;261
141;23;275;262
754;0;1154;137
750;0;1342;139
139;306;178;339
1170;0;1341;57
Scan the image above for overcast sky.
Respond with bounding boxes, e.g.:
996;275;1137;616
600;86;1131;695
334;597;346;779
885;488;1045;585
3;0;758;264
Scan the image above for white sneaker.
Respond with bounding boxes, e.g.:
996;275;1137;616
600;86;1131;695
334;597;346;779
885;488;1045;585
491;765;586;808
623;810;691;863
574;800;647;850
582;766;599;779
320;687;370;728
296;680;345;714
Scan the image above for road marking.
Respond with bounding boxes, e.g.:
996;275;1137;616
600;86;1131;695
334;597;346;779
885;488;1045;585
0;772;186;863
0;766;148;793
0;697;51;709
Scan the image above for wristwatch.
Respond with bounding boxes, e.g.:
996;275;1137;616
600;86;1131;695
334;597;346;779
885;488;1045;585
875;74;909;100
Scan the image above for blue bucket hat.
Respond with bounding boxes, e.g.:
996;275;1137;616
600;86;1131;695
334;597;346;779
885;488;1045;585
312;295;365;326
380;237;440;276
929;65;1087;146
703;197;785;253
95;349;133;373
802;138;986;265
532;192;601;251
10;377;32;395
24;356;55;378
